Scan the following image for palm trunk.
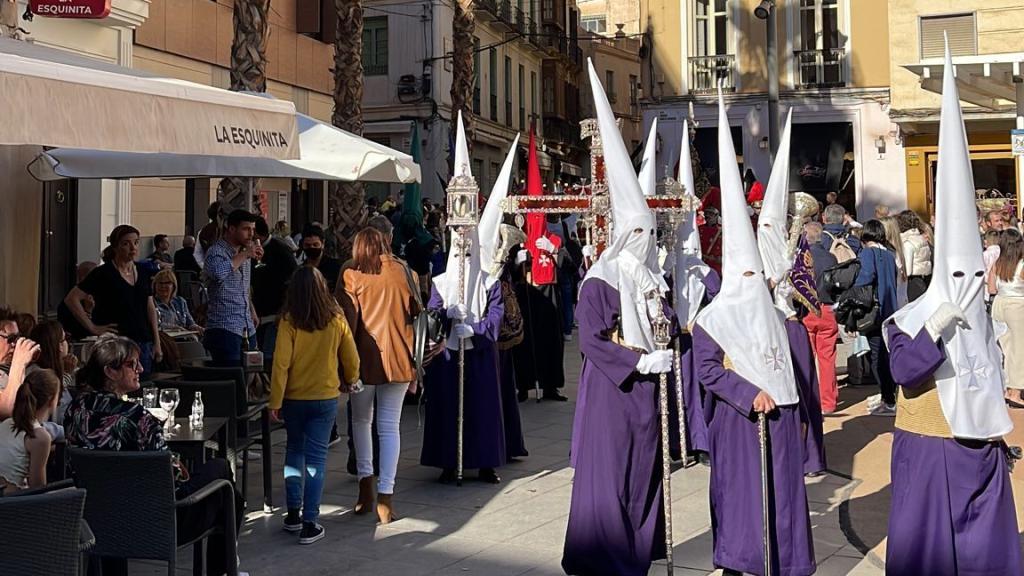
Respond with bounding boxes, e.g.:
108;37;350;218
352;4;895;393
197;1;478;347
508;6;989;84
221;0;270;211
327;0;366;261
449;0;476;162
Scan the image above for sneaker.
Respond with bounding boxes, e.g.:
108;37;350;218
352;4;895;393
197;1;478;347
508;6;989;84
328;425;342;448
865;394;882;410
283;509;302;533
869;402;896;416
563;334;573;343
298;522;325;545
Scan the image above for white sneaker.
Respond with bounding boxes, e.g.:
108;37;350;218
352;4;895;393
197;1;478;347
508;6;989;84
866;394;882;410
869;402;896;416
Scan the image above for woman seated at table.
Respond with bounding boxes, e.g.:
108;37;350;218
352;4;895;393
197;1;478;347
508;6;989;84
64;334;244;576
0;369;60;493
29;320;77;431
152;269;203;335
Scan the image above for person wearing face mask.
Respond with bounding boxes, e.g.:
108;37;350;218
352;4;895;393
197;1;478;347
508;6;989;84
300;225;343;294
691;92;815;576
882;46;1020;576
561;62;676;576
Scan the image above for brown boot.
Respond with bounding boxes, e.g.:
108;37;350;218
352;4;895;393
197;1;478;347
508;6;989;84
354;476;376;515
377;493;397;524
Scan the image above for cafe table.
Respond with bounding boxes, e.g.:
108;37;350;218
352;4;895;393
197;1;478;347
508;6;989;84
164;417;229;465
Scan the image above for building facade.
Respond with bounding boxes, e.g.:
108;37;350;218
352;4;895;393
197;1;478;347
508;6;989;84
889;1;1024;217
641;0;903;220
581;31;642;153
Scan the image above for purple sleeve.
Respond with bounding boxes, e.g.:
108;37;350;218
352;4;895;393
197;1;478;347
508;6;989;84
428;285;444;312
577;280;643;389
692;325;760;416
702;269;722;301
469;282;504;342
886;322;946;390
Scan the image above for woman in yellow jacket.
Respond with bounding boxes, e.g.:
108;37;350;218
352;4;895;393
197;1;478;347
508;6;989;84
269;267;360;545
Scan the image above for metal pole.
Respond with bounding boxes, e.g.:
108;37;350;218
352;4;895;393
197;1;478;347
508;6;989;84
766;5;780;163
759;412;773;576
674;340;689;465
652;300;674;576
456;228;467;487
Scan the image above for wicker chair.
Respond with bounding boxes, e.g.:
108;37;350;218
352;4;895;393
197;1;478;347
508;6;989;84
0;487;88;576
69;448;237;576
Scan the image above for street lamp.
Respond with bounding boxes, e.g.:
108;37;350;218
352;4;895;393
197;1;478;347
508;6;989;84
754;0;779;162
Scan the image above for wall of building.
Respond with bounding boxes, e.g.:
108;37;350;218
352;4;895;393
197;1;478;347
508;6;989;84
583;37;642;148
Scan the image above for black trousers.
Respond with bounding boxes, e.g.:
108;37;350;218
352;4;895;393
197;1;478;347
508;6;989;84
866;331;896;406
907;275;931;303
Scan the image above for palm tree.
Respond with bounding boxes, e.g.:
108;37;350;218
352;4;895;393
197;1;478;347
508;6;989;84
221;0;271;211
449;0;476;157
326;0;366;261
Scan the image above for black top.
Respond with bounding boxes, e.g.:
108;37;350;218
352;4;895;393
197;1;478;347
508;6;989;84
252;237;298;317
173;247;201;274
317;257;343;294
149;251;172;264
808;242;839;305
78;263;154;343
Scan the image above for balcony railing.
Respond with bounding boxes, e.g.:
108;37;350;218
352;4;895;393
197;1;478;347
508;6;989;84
688;54;736;94
795;48;846;89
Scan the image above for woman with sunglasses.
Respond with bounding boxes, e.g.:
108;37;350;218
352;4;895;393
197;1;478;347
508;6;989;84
65;334;246;576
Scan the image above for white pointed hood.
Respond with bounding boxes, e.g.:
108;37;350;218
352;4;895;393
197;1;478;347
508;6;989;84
581;58;665;352
672;120;710;327
694;90;798;405
434;115;520;349
886;40;1012;440
639;117;658;198
757;110;794;285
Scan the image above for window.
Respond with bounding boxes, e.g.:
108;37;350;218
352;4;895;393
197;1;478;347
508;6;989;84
472;159;485;182
489;49;498;121
473;37;481;114
490;161;501;191
543;75;555;115
629;74;639;112
920;13;977;59
605;70;616;103
530;70;537;128
362;17;388;76
518;65;526;131
505;56;513;127
364;135;392;200
694;0;730;57
798;0;839;52
582;16;606;34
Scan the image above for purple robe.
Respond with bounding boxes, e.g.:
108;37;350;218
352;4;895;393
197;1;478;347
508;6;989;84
785;320;826;475
562;279;668;576
672;270;721;457
499;349;528;459
693;325;816;576
420;282;507;470
885;324;1022;576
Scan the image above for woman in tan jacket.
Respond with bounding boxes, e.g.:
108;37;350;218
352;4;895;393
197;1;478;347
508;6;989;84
340;227;419;524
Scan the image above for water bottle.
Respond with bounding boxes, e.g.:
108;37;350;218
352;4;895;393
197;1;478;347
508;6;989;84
190;391;204;430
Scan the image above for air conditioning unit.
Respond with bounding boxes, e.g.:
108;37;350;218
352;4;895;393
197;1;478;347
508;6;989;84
398;75;418;96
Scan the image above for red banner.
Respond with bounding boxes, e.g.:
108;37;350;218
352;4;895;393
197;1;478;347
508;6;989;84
30;0;112;18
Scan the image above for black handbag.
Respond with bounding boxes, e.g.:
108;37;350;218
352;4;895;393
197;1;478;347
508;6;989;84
402;264;443;383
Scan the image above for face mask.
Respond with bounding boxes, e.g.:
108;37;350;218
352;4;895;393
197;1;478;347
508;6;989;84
303;247;323;261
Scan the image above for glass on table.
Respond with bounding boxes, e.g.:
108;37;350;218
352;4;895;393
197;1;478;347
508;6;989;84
142;386;158;409
158;388;180;433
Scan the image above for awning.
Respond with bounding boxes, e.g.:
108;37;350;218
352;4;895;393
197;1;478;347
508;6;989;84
28;113;420;183
0;37;299;159
903;53;1024;110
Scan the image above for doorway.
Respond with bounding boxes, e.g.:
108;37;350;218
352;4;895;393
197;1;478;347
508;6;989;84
39;179;78;317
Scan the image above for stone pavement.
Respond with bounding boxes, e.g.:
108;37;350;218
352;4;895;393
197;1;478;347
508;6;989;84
135;336;1024;575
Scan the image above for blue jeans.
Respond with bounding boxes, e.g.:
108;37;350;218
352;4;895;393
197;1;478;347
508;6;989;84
256;322;278;368
203;328;257;367
281;398;338;522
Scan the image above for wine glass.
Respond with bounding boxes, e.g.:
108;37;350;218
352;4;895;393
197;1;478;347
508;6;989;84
159;388;180;432
142;387;158;409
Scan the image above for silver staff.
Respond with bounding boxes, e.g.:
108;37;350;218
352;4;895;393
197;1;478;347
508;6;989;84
758;411;772;576
651;296;674;576
673;339;689;464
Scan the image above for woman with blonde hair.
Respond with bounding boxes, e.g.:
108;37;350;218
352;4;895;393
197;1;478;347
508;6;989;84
270;267;360;544
990;228;1024;407
151;269;202;334
339;227;419;524
881;216;909;307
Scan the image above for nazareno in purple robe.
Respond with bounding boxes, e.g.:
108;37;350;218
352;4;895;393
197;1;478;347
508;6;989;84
671;269;721;457
885;323;1022;576
420;282;507;471
563;279;671;576
785;319;826;475
692;325;816;576
499;348;528;460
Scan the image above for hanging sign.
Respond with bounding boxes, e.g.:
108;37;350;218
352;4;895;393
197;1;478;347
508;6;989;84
30;0;112;19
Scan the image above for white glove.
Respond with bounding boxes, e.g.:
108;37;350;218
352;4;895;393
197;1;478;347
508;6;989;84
535;236;557;253
451;323;475;340
582;245;597;259
636;350;673;374
924;302;970;341
447;304;469;320
515;249;529;266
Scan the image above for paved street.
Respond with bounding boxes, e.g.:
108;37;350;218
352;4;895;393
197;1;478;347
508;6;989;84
136;336;1024;575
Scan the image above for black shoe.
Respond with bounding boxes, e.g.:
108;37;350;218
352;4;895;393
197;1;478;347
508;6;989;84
328;425;341;448
542;392;568;402
283;509;302;533
698;453;711;467
298;522;325;545
517;390;528;403
438;468;457;484
478;468;501;484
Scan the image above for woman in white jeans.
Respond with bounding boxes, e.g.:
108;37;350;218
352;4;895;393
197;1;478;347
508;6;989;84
339;227;419;524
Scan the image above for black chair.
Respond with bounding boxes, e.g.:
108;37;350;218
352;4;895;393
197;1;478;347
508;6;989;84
180;365;274;511
0;487;89;576
68;448;237;576
176;340;211;364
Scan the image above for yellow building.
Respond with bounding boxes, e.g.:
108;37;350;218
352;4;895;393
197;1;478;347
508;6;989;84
641;0;903;219
581;32;643;151
889;1;1024;217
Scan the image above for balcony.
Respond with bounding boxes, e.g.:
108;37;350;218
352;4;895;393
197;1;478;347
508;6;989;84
795;48;846;89
474;0;497;21
514;6;526;35
493;0;513;32
688;55;736;94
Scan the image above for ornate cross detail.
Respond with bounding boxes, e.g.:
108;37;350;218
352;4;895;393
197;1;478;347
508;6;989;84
763;346;786;372
956;354;991;391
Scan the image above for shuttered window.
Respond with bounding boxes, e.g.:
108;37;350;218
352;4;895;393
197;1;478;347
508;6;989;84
920;13;976;59
362;17;389;76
